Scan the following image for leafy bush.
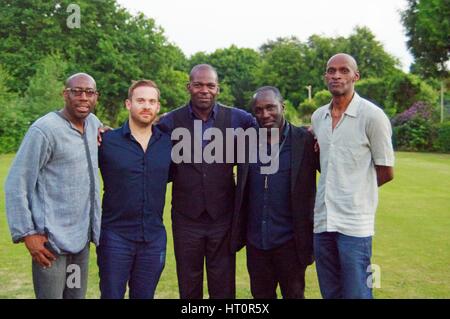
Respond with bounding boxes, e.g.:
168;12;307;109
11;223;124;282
356;77;389;107
392;101;433;126
0;65;27;153
284;100;301;126
388;73;438;114
298;90;332;122
393;118;436;151
299;99;317;117
0;55;67;154
312;90;332;107
392;102;436;151
0;105;29;154
434;122;450;153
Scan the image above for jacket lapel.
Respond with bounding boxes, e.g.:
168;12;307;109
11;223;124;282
291;126;306;194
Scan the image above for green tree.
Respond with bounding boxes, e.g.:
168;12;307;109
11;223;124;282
312;90;332;107
0;0;188;125
401;0;449;78
157;69;189;112
257;37;309;106
356;77;392;112
257;28;402;107
284;99;301;126
342;26;400;78
20;53;67;123
304;34;343;93
216;81;235;106
388;72;439;114
189;45;262;108
0;65;27;153
0;54;67;153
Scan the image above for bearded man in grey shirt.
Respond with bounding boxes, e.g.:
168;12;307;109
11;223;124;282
5;73;102;299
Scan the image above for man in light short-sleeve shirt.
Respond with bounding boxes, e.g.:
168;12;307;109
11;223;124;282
311;53;394;299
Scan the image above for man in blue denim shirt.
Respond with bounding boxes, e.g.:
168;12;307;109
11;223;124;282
5;73;102;299
97;80;172;299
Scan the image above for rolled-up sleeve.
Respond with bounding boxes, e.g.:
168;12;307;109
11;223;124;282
5;127;51;243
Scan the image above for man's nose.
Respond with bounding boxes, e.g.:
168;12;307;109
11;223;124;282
199;85;209;93
332;72;341;79
261;109;271;118
140;101;152;109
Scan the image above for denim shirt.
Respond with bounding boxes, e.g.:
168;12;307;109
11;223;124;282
5;111;102;254
247;123;294;250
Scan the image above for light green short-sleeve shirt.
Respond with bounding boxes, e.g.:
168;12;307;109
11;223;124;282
311;93;394;237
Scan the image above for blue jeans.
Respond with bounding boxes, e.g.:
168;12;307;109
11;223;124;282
97;229;166;299
32;243;90;299
314;232;373;299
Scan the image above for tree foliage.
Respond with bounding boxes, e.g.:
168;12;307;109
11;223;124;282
189;45;262;108
0;65;27;153
401;0;450;78
256;27;400;106
0;0;188;125
0;0;443;154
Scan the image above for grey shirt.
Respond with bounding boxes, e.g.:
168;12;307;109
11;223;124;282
311;93;395;237
5;111;102;254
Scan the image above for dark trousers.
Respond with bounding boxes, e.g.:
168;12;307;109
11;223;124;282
172;211;236;299
246;239;306;299
97;229;166;299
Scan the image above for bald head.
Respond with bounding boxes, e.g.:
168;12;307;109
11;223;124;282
327;53;358;73
189;64;218;82
65;73;96;89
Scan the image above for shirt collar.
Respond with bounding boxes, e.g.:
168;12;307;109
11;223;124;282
121;120;132;137
188;102;218;121
55;110;88;132
324;92;361;119
121;120;162;140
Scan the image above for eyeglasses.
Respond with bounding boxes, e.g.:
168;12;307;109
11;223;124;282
65;88;99;97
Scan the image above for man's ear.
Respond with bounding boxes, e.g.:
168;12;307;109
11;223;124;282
353;71;361;82
186;83;190;91
217;85;220;94
125;99;131;111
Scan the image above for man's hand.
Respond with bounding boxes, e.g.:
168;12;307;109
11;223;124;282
24;234;56;268
97;126;112;146
375;165;394;187
306;125;320;153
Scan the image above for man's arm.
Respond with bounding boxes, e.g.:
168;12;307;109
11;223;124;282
233;107;257;130
375;165;394;187
366;108;395;187
5;127;56;266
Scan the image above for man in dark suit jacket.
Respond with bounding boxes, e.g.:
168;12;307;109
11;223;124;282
231;86;318;298
158;64;255;299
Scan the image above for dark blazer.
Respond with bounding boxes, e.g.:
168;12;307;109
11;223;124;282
230;124;318;266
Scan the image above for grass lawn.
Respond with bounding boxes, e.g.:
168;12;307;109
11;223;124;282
0;151;449;299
